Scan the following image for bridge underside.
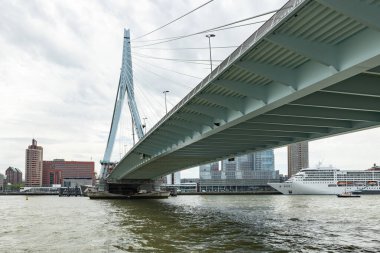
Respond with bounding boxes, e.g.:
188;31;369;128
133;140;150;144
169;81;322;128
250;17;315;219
108;0;380;181
107;179;161;195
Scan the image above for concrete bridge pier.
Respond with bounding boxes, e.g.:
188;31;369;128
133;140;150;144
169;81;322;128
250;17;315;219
107;179;163;195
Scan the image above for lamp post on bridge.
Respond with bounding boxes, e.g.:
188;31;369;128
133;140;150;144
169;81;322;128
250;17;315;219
143;117;148;135
206;34;215;72
163;90;169;115
163;90;174;185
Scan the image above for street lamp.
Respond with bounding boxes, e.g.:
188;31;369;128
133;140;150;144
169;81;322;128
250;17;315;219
163;90;169;114
163;90;174;184
206;34;215;72
142;117;148;134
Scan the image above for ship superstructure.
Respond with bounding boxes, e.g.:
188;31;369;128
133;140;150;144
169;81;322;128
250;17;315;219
269;166;380;195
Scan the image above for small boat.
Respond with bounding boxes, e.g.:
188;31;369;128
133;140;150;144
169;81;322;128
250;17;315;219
337;192;360;198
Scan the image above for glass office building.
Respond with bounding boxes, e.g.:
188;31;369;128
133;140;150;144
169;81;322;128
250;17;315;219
199;150;279;192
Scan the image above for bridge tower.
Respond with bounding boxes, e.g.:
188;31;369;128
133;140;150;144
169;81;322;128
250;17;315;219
99;29;146;192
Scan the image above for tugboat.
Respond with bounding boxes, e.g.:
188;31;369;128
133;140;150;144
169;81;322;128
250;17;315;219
337;192;360;198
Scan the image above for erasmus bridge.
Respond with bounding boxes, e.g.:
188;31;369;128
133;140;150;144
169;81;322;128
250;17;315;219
100;0;380;192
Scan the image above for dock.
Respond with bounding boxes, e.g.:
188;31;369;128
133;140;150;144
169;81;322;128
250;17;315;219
88;191;170;200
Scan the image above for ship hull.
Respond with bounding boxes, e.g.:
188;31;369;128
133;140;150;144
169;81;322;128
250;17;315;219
268;182;380;195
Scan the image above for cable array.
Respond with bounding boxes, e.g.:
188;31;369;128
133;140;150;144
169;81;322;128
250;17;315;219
123;59;164;124
133;58;202;80
132;10;277;48
133;60;196;90
133;52;222;65
119;3;283;144
134;46;238;51
133;0;215;41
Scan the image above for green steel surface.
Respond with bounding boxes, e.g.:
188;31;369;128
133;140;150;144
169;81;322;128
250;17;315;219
108;0;380;181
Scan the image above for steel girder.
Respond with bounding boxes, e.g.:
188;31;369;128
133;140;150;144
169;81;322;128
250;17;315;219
109;0;380;180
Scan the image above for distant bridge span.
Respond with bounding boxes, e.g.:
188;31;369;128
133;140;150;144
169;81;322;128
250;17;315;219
108;0;380;182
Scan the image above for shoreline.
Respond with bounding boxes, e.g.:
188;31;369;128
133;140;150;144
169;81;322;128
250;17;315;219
178;191;280;195
0;191;281;196
0;192;59;196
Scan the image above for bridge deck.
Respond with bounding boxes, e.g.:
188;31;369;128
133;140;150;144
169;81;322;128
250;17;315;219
109;0;380;181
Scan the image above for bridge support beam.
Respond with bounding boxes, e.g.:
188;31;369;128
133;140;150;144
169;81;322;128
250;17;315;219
316;0;380;31
265;34;338;69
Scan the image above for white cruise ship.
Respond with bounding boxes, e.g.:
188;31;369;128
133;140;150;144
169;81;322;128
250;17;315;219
268;165;380;195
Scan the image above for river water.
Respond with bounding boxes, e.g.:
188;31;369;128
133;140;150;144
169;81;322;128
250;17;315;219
0;195;379;252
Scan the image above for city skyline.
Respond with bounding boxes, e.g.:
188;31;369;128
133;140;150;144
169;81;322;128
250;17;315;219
1;0;380;178
199;150;279;192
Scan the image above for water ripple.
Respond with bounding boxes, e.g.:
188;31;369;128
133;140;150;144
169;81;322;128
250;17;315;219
0;195;380;252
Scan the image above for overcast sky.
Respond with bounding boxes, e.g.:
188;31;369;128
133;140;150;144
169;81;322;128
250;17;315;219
1;0;379;178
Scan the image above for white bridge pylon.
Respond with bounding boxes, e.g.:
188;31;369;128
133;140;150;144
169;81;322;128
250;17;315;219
100;29;144;179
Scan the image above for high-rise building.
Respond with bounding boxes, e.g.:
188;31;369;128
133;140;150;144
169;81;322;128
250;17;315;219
5;167;23;185
199;162;220;182
0;173;4;191
288;141;309;177
164;172;181;185
25;139;43;187
42;159;95;187
199;150;279;192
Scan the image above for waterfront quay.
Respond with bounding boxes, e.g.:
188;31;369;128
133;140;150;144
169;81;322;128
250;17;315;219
179;191;280;195
0;186;82;197
0;192;58;196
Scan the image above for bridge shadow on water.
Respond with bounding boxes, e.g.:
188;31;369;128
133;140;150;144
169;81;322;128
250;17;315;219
97;195;380;252
105;196;272;252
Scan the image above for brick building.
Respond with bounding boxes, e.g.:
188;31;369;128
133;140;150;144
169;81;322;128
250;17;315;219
25;139;43;187
5;167;23;185
0;173;4;191
43;159;95;187
288;141;309;177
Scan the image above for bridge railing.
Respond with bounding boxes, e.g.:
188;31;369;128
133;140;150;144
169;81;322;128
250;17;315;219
131;0;306;149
